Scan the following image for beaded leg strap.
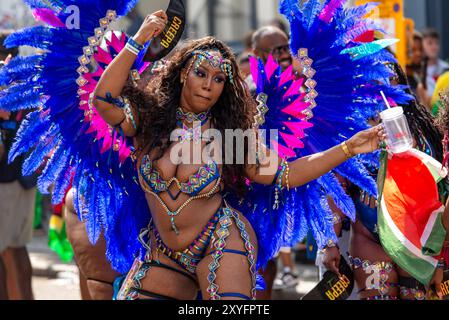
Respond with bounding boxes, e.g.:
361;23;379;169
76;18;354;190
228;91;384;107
207;208;233;300
206;205;257;300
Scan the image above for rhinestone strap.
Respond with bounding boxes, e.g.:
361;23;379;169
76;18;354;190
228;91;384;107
207;208;233;300
207;204;257;300
139;173;222;235
228;207;257;299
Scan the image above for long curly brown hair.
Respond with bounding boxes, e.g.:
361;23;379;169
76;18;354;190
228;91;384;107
123;37;256;197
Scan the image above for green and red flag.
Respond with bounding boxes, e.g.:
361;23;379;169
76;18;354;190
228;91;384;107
377;149;448;285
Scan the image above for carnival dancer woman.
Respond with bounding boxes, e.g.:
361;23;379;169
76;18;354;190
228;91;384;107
324;65;447;300
91;10;385;300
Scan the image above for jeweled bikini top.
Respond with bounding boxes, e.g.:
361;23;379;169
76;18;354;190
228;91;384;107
139;155;221;199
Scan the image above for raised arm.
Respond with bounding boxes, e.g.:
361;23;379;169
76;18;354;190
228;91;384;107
92;10;168;137
247;125;385;188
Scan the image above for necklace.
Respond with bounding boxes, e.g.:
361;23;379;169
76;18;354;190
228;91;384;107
176;108;211;124
176;108;211;144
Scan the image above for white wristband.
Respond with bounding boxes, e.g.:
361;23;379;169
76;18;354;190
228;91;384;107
124;43;140;56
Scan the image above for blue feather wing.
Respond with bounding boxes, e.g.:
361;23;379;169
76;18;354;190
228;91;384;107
0;0;149;274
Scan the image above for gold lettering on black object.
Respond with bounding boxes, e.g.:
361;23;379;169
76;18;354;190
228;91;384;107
325;275;351;300
442;280;449;297
161;16;183;49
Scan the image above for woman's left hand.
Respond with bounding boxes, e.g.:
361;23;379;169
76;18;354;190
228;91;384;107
429;267;444;299
346;125;386;155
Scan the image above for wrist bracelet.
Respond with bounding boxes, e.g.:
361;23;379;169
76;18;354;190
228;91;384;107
128;37;144;51
321;239;339;253
125;38;144;56
341;141;354;159
332;213;342;225
437;259;447;269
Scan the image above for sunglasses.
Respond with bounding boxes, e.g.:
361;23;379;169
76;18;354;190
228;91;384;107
263;44;291;56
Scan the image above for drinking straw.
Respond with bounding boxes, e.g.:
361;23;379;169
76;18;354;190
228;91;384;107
380;91;391;109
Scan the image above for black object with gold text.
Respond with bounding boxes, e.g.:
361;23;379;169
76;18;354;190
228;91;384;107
302;256;354;300
439;270;449;300
143;0;186;62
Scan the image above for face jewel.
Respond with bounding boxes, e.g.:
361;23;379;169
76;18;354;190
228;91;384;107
76;76;88;86
299;48;308;58
106;10;117;21
78;55;90;65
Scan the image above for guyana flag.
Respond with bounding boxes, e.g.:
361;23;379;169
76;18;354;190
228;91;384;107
378;149;447;285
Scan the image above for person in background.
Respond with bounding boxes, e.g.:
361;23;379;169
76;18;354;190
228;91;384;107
0;30;36;300
418;28;449;110
406;31;425;95
250;25;302;298
237;31;255;80
268;18;289;39
431;71;449;117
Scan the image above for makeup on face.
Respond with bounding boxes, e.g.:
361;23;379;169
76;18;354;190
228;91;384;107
180;51;228;113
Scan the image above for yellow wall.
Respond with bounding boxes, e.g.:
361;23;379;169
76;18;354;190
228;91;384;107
355;0;407;67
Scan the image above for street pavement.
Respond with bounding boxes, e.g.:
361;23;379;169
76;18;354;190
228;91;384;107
28;233;318;300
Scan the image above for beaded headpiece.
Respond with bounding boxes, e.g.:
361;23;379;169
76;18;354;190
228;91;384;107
190;50;234;84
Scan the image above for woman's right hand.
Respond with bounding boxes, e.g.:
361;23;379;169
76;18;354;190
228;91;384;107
133;10;169;46
323;246;342;277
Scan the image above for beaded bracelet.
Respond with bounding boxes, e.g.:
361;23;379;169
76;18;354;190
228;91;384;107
276;159;288;189
285;161;290;191
96;93;137;131
122;97;137;131
272;159;288;210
